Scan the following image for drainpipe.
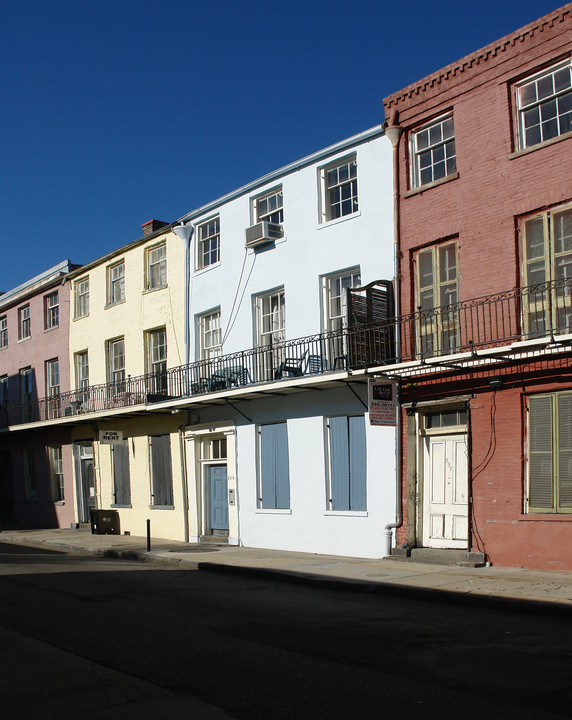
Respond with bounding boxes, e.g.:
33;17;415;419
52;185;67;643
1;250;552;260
383;110;404;557
172;224;193;542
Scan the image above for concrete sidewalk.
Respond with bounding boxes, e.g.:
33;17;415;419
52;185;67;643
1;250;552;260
2;527;572;615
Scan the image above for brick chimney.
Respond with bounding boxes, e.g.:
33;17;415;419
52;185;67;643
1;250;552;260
142;219;169;237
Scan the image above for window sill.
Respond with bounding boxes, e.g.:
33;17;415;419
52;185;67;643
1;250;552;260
255;508;292;515
17;337;31;344
149;504;174;510
324;510;368;517
111;504;132;509
44;326;59;333
518;513;572;521
405;172;459;197
194;262;221;277
51;501;65;506
143;285;168;295
318;211;361;229
509;130;572;160
73;314;89;321
104;299;126;310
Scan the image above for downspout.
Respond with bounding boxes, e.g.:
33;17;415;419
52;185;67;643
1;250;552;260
172;224;194;542
383;110;404;557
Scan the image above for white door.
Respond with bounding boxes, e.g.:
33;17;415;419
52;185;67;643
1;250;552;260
422;434;468;548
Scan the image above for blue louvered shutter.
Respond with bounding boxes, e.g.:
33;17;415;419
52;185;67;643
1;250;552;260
274;423;290;509
260;423;290;509
329;416;350;510
349;415;367;511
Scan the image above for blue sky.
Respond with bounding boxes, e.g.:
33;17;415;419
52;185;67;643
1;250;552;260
0;0;562;291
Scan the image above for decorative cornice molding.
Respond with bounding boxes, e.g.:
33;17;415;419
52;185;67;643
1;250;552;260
384;5;572;110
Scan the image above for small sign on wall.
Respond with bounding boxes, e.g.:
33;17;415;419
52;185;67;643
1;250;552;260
99;430;124;445
368;380;398;426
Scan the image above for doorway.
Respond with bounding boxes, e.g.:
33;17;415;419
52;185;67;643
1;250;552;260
207;464;228;533
75;442;95;523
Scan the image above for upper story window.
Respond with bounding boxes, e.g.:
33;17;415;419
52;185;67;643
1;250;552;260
75;351;89;391
324;269;361;333
321;156;358;222
522;203;572;337
197;218;220;270
18;305;30;340
107;261;125;306
74;278;89;319
0;315;7;349
411;114;456;188
0;375;7;406
198;309;222;360
146;328;167;395
44;292;59;330
255;187;284;225
108;337;125;385
146;243;167;290
516;60;572;150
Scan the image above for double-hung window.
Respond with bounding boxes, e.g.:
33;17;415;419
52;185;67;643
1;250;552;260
107;261;125;305
44;292;59;329
147;328;167;394
74;278;89;318
411;114;456;188
49;446;64;502
255;187;284;226
146;243;167;290
255;289;285;380
20;367;33;422
46;359;60;418
197;218;220;270
522;204;572;337
149;434;173;507
415;242;459;357
0;375;7;407
108;338;125;386
516;60;572;150
321;156;358;222
528;392;572;513
0;315;7;349
326;415;367;511
258;422;290;509
198;310;222;360
18;305;30;340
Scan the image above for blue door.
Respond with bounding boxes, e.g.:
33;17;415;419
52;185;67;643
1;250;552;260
209;464;228;531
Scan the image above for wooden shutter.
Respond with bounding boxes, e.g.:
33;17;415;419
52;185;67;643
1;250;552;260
528;395;554;510
150;435;173;506
558;394;572;509
113;441;131;506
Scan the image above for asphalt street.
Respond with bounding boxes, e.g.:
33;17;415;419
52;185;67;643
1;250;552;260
1;542;572;720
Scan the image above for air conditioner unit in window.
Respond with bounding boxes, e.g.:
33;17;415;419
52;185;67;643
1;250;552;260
245;221;283;248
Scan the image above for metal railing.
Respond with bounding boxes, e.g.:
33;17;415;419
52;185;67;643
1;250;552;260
2;278;571;428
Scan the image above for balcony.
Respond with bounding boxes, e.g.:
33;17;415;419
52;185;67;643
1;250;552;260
2;278;571;429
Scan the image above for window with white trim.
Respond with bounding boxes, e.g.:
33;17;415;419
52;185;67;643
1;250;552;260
528;391;572;513
326;415;367;511
107;338;125;385
0;315;7;349
46;359;60;418
18;305;30;340
146;328;167;394
74;278;89;318
44;292;59;329
198;309;222;360
255;289;285;380
411;114;456;188
516;60;572;150
324;269;361;333
321;156;358;222
522;204;572;337
107;261;125;305
49;446;64;502
146;243;167;290
254;187;284;225
197;218;220;270
75;351;89;392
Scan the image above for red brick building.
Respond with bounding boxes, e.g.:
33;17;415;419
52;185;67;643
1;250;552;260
382;4;572;569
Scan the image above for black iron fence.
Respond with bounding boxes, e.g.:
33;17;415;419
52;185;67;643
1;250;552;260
2;278;571;428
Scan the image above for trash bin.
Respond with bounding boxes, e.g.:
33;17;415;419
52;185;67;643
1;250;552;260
90;509;120;535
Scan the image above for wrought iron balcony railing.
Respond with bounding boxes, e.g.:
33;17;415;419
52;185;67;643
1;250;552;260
1;278;571;429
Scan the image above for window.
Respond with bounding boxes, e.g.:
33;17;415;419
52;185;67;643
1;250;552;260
46;359;60;418
44;292;59;329
107;261;125;305
75;351;89;393
49;446;64;502
0;375;7;406
23;449;37;502
324;269;361;333
411;114;456;188
516;61;572;150
321;156;358;222
108;338;125;385
146;328;167;394
258;422;290;509
197;218;220;270
256;289;285;380
198;309;222;360
18;305;30;340
0;315;6;349
149;434;173;507
146;243;167;290
254;187;284;225
415;242;459;356
74;278;89;318
326;415;367;511
522;204;572;337
528;392;572;513
20;367;33;422
112;440;131;506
